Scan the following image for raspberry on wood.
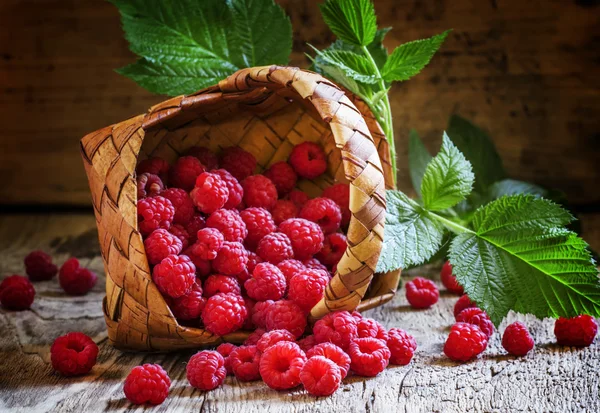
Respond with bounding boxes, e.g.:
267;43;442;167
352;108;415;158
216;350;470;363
244;262;286;301
356;318;388;341
0;275;35;310
256;232;294;264
186;350;226;391
405;277;439;309
316;233;347;269
244;328;266;346
185;146;219;171
454;294;477;319
152;254;196;298
259;341;307;390
265;300;307;338
216;342;237;375
502;322;534;356
242;296;256;329
264;161;298;195
59;258;98;296
288;269;329;313
24;250;57;281
169;155;205;191
51;332;99;376
202;293;248;336
444;322;488;362
213;169;243;210
220;147;257;182
300;356;342;396
240;207;276;249
212;241;248;276
191;172;229;214
192;228;224;260
242;175;278;210
206;209;247;243
348;337;391;377
124;364;171;405
300;197;342;234
137;173;164;200
387;328;417;365
456;307;494;338
144;229;183;265
554;315;598;347
271;200;298;226
307;342;351;379
137;196;174;236
441;261;464;295
289;142;327;179
313;310;358;350
137;157;169;182
229;345;261;381
322;183;351;228
170;282;205;320
297;335;317;353
160;188;195;225
278;218;324;260
203;274;241;297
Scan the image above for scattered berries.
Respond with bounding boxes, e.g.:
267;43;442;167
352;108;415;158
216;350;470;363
244;328;266;346
160;187;195;225
230;345;261;381
203;274;241;297
202;293;248;336
24;250;57;281
0;275;35;310
300;356;342;396
256;329;295;352
192;228;224;260
322;183;350;228
187;350;226;391
144;229;183;265
137;196;174;236
242;175;278;210
454;294;477;319
387;328;417;365
51;332;99;376
245;263;286;301
278;218;324;260
405;277;439;309
59;258;98;296
456;307;494;338
264;161;297;195
316;233;346;269
300;197;342;234
256;232;294;264
265;300;307;338
170;283;205;320
220;147;257;182
152;254;196;298
444;322;488;362
169;156;205;191
216;342;237;375
440;261;463;295
356;318;388;341
554;315;598;347
190;172;229;214
206;209;247;243
502;322;534;356
307;342;351;378
212;241;248;276
289;142;327;179
240;207;276;249
348;337;391;377
297;335;317;353
124;364;171;405
259;341;307;390
313;311;358;350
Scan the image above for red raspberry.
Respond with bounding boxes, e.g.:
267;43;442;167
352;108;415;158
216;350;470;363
240;207;276;249
244;262;286;301
351;310;363;322
348;337;391;377
357;318;388;341
288;269;329;313
170;282;205;320
50;332;99;376
287;189;309;209
307;342;351;379
454;294;477;319
137;157;169;182
444;322;488;362
203;274;240;297
212;169;243;210
441;261;463;295
251;300;274;328
316;233;347;269
277;259;306;284
256;232;294;264
259;341;307;390
257;329;296;352
313;311;358;350
297;335;317;353
264;161;297;195
137;196;174;236
59;258;98;296
182;248;211;278
456;307;494;338
237;251;262;284
265;300;307;338
502;322;534;356
190;172;229;214
186;350;226;391
185;146;219;171
186;215;206;244
405;277;439;309
144;229;183;265
244;328;266;346
554;315;598;347
216;342;237;375
300;197;342;234
160;188;194;225
230;345;261;381
303;258;329;272
206;209;247;243
278;218;324;260
169;155;205;191
220;147;257;182
271;200;298;225
289;142;327;179
192;228;224;260
24;250;57;281
242;296;256;329
123;364;170;405
202;293;248;336
152;254;195;298
0;275;35;310
322;183;351;228
387;328;417;365
242;175;278;210
168;224;190;250
137;173;164;199
300;356;342;396
212;241;248;276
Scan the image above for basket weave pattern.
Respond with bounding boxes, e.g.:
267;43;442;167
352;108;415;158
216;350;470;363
81;66;400;351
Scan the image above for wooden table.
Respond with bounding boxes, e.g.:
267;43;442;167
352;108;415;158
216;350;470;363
1;214;599;413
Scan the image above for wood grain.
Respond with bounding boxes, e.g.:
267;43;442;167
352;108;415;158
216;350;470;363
1;213;599;412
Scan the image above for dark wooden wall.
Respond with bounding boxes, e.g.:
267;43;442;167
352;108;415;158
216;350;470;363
1;0;599;207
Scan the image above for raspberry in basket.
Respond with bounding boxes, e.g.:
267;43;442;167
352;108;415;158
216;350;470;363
278;218;324;260
202;293;248;336
444;322;488;362
51;332;98;376
160;187;194;225
265;300;307;338
259;341;307;390
169;282;205;320
387;328;417;365
186;214;206;244
356;317;388;341
300;356;342;396
229;345;261;381
348;337;391;377
554;315;598;347
168;224;190;250
456;307;494;338
144;229;183;265
245;262;286;301
136;173;164;200
300;197;342;234
322;183;351;228
242;175;278;210
169;155;205;191
190;172;229;214
152;254;195;298
307;342;351;379
220;146;257;182
124;364;171;405
240;207;276;249
313;311;358;350
192;228;224;260
24;250;58;281
203;274;241;297
0;275;35;310
287;189;309;209
137;196;174;236
59;258;98;296
213;169;243;210
277;259;306;284
405;277;439;309
289;142;327;179
264;161;297;195
137;157;169;182
454;294;477;319
186;350;226;391
206;209;247;243
271;200;298;225
236;251;262;284
441;261;464;295
182;247;211;278
256;232;294;264
287;269;329;313
212;241;248;276
502;322;534;356
185;146;219;171
256;329;295;352
316;232;347;269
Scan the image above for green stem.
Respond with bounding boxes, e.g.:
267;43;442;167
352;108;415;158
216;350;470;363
429;211;475;235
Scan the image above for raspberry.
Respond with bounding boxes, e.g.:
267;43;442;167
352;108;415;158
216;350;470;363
137;196;174;236
212;241;248;276
287;189;309;209
137;157;169;182
259;341;307;390
288;269;329;313
444;322;488;362
271;200;298;225
300;356;342;396
265;300;307;338
212;169;243;210
357;318;388;341
186;350;226;391
502;322;534;356
303;258;329;272
244;328;266;346
316;233;347;269
257;329;296;352
405;277;439;309
168;224;190;250
182;247;211;278
190;172;229;214
256;232;294;264
237;251;262;284
441;261;463;295
152;254;195;298
185;146;219;171
307;342;351;379
186;215;206;244
160;188;194;225
169;155;205;191
220;147;257;182
137;173;164;200
351;311;363;322
202;293;248;336
206;209;247;243
289;142;327;179
50;332;99;376
24;250;57;281
387;328;417;365
123;364;170;405
348;337;391;377
240;207;276;249
59;258;98;296
203;274;240;297
278;218;324;260
454;294;477;319
322;183;351;228
0;275;35;310
245;262;286;301
264;161;297;195
242;296;256;329
242;175;278;210
170;282;205;320
251;300;274;328
277;259;306;284
313;311;358;350
456;307;494;338
216;342;237;375
229;345;261;381
144;229;183;265
297;335;317;353
192;228;224;260
554;315;598;347
300;197;342;234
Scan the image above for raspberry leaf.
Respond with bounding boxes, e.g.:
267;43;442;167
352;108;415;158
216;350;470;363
319;0;378;46
486;179;548;200
408;129;432;197
310;47;378;84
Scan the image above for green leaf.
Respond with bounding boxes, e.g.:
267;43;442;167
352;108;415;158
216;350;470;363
376;190;445;273
311;47;378;84
319;0;377;46
381;30;450;82
408;129;432;197
324;28;391;69
421;132;475;211
447;115;506;193
112;0;292;96
487;179;548;200
449;195;600;326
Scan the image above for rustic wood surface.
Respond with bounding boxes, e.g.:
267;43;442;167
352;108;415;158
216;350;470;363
1;213;599;413
1;0;599;206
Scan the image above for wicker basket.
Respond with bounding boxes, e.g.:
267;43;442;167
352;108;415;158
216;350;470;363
80;66;401;351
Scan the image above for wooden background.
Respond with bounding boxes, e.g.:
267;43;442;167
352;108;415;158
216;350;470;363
0;0;599;207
